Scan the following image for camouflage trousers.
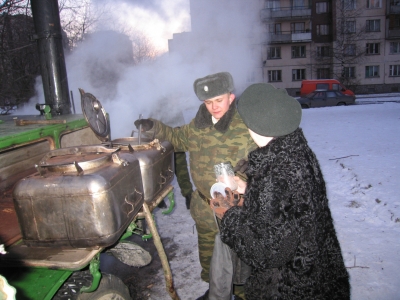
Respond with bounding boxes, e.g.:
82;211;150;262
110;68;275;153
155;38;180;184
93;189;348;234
174;152;193;197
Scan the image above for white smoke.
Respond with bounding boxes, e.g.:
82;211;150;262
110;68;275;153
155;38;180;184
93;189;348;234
26;0;265;139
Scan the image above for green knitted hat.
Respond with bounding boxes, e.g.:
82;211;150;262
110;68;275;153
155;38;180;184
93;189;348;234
193;72;234;101
237;83;302;137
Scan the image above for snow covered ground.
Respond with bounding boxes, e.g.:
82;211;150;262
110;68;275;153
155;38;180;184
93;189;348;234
144;97;400;300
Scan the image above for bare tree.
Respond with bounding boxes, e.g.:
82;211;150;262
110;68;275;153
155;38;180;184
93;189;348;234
58;0;108;50
309;0;367;90
129;31;160;65
331;0;366;89
0;0;30;15
0;0;38;109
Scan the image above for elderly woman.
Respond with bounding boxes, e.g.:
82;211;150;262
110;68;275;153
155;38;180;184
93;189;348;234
211;83;350;299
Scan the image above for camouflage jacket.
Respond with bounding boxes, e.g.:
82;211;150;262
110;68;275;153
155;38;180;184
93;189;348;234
150;100;256;198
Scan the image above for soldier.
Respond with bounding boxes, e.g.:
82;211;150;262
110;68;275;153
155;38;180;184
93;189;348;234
134;72;256;298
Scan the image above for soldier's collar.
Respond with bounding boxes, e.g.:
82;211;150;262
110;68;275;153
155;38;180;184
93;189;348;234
194;99;236;133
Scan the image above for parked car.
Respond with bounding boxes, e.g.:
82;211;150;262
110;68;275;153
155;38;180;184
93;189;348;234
300;79;354;97
297;90;356;108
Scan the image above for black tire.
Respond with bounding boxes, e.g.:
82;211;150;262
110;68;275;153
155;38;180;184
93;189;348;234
301;104;309;109
337;102;346;106
53;271;131;300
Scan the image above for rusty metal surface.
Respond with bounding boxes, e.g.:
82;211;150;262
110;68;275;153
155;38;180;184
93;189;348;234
0;189;21;246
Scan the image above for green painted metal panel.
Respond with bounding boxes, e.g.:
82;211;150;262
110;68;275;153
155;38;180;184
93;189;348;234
1;268;72;300
0;114;88;150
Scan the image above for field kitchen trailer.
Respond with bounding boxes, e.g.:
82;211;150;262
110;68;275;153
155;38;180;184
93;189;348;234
0;0;180;299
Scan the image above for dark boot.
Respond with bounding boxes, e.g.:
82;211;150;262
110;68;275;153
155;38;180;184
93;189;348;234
196;289;209;300
185;194;192;210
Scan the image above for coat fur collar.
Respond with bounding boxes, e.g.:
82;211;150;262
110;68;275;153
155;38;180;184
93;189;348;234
194;99;237;133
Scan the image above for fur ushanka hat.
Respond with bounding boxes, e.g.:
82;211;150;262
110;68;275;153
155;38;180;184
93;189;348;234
237;83;302;137
193;72;234;101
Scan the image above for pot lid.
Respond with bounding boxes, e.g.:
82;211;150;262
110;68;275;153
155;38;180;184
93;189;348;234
79;88;110;142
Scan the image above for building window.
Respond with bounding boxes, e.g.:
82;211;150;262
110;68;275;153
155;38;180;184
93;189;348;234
394;16;400;28
389;65;400;76
316;46;330;57
344;44;356;56
342;0;356;10
269;23;282;34
266;0;281;11
292;69;306;81
316;24;330;35
366;43;380;55
316;2;329;13
317;68;330;79
366;20;380;32
293;0;306;9
291;22;305;33
390;42;400;54
268;70;282;82
267;47;281;59
343;67;356;78
343;21;356;33
365;65;379;77
292;45;306;58
366;0;382;8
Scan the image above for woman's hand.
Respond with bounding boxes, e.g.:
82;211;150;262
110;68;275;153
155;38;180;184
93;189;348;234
210;187;244;218
234;176;247;194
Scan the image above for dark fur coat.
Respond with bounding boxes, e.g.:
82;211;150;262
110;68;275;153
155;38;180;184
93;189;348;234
220;128;350;299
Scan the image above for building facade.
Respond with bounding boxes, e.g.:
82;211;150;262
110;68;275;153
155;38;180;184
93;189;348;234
262;0;400;95
169;0;400;96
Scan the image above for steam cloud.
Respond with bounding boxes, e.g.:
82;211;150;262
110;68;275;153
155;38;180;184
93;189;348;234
27;0;264;139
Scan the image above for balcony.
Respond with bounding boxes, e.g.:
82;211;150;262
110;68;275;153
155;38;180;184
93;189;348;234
389;1;400;13
267;30;311;44
261;6;311;20
387;28;400;39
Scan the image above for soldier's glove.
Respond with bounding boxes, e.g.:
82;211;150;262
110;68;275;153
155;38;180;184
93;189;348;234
134;119;154;132
210;188;243;219
185;194;191;210
234;158;248;181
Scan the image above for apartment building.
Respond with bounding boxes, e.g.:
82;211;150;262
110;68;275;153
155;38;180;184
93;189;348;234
169;0;400;95
262;0;400;95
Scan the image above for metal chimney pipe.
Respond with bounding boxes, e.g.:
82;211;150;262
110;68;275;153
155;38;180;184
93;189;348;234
30;0;71;115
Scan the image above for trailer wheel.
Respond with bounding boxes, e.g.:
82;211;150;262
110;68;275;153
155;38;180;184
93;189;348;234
77;273;131;300
54;271;130;300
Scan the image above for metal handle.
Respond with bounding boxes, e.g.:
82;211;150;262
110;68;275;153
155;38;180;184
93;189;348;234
166;167;174;179
35;164;45;177
74;161;84;176
112;152;128;166
159;173;167;185
124;189;143;216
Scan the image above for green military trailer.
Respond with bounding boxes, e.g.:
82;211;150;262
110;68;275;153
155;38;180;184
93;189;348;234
1;0;180;297
0;102;179;299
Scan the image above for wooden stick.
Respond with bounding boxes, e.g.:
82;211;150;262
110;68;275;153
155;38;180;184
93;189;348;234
329;155;359;160
14;119;66;126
